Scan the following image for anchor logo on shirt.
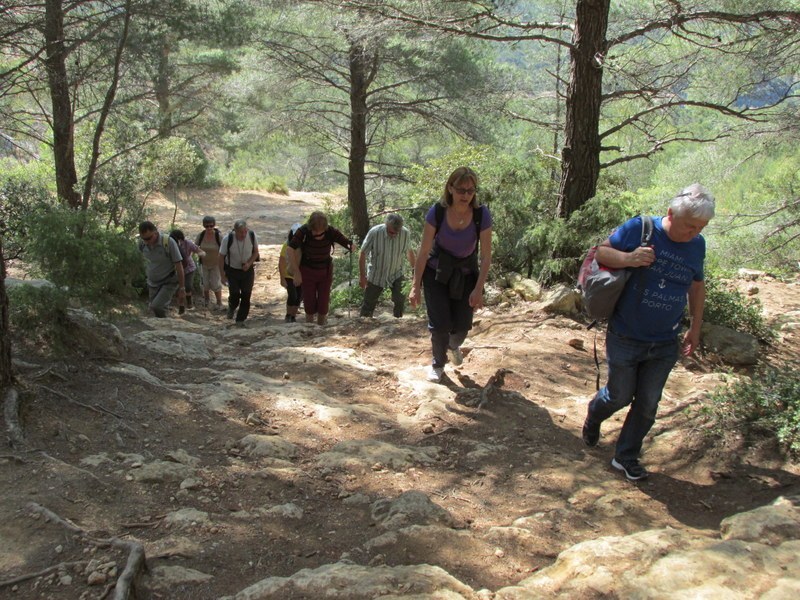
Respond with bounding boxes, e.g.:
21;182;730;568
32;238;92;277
658;279;666;289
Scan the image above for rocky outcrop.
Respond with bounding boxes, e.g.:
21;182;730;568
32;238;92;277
495;496;800;599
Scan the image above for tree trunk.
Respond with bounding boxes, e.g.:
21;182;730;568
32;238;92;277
44;0;81;208
556;0;609;219
0;238;13;390
348;41;371;242
156;34;173;139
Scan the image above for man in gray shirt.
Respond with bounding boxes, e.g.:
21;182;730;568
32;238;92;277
359;213;415;318
138;221;185;318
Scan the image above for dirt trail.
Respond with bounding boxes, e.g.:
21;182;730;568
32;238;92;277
1;190;798;599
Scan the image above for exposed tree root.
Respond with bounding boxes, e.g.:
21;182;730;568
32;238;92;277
25;502;147;600
3;387;24;448
0;561;86;588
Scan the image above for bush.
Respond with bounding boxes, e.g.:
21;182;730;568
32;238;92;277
7;284;71;352
708;368;800;456
703;275;775;342
0;159;56;261
24;207;144;305
524;185;640;284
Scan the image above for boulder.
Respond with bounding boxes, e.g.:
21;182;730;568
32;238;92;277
701;322;759;365
541;284;581;316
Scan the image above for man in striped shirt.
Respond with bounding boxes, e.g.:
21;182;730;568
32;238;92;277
359;213;416;318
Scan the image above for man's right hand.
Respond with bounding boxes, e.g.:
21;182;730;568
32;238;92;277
359;274;367;289
629;246;656;267
293;272;302;286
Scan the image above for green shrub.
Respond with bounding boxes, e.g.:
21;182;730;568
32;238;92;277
703;275;775;342
0;159;56;260
525;186;639;284
708;368;800;456
24;207;144;305
7;284;71;352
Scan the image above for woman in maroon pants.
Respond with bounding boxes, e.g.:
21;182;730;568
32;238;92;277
288;211;354;325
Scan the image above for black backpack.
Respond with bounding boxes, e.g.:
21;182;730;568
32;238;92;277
432;203;484;256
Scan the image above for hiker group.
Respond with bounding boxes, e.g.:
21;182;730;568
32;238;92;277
138;167;715;481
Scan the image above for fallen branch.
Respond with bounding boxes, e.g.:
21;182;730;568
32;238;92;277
477;368;511;410
0;561;86;588
26;502;147;600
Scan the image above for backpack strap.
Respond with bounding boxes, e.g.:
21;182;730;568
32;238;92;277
433;204;484;249
224;229;257;266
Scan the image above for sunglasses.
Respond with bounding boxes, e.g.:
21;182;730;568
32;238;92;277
452;186;476;195
204;224;215;228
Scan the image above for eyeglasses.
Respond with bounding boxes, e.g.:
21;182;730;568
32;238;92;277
204;224;215;228
452;187;476;195
140;233;155;243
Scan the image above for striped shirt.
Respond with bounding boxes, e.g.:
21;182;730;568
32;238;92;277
361;224;411;288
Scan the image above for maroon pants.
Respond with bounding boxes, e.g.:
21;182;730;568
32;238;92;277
300;263;333;315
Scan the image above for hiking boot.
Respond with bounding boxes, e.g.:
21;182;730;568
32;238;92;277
611;458;649;481
226;306;235;319
426;365;444;382
448;347;464;366
284;315;292;323
186;295;193;309
582;418;600;447
235;320;247;328
178;305;186;315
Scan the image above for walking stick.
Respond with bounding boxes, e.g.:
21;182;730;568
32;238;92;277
348;240;353;319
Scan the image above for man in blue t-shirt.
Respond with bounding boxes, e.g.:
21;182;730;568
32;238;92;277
582;184;716;481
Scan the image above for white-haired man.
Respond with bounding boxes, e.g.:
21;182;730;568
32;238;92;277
359;213;415;318
582;184;715;481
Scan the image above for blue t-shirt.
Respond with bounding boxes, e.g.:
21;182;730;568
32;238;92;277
424;204;492;269
609;216;705;342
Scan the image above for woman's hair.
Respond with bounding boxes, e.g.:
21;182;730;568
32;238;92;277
670;183;715;220
202;215;216;227
169;229;185;241
439;166;480;208
307;211;328;231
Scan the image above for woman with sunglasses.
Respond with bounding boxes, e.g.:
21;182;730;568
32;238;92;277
195;216;224;309
409;166;493;382
288;211;354;326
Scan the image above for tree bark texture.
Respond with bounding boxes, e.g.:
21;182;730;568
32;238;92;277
557;0;610;219
0;238;13;390
348;41;372;242
156;34;173;139
44;0;81;208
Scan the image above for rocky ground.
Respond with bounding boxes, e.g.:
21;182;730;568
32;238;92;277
1;189;799;599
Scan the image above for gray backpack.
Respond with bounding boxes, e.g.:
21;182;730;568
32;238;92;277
577;216;654;321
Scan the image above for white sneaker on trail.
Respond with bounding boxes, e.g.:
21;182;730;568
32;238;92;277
426;366;444;382
448;347;463;366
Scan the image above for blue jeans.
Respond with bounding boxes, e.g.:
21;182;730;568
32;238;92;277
586;330;679;462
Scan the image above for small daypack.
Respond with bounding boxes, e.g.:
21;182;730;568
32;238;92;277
577;216;654;321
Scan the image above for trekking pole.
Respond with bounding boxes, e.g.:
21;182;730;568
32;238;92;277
348;237;354;319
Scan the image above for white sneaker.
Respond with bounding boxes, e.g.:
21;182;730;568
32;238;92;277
448;347;463;366
426;366;444;382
